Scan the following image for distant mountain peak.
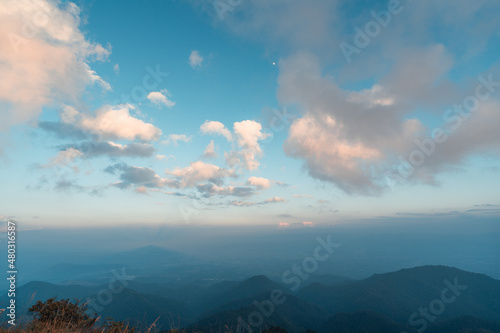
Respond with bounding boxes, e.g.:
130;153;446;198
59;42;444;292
245;275;273;283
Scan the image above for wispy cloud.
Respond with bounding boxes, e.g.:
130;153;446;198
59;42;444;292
163;134;192;146
189;50;204;69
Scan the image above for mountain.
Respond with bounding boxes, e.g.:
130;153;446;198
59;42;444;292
33;263;126;284
319;310;408;333
3;265;500;332
296;274;354;290
426;315;500;333
0;281;102;312
298;265;500;323
97;288;192;330
220;275;284;302
198;275;285;313
318;311;500;333
192;292;327;333
0;281;193;330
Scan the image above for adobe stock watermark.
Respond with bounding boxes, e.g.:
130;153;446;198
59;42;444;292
389;73;499;185
213;0;244;21
177;106;297;224
402;277;467;333
237;235;340;332
340;0;412;64
84;268;135;316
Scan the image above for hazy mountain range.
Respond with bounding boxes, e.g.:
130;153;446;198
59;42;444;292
2;245;500;332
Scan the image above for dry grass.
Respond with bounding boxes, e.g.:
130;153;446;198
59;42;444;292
0;319;161;333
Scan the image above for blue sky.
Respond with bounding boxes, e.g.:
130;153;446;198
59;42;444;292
1;0;499;227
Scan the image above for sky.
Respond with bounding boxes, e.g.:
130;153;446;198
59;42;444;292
0;0;499;228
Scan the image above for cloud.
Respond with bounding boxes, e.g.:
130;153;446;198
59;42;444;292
197;0;500;195
225;195;288;207
202;140;217;159
135;186;148;195
163;134;192;146
105;160;252;199
0;0;111;131
225;120;271;171
54;179;84;192
280;51;500;194
247;176;271;190
196;183;255;198
203;0;340;55
105;163;178;189
405;99;500;184
224;150;260;171
63;141;155;158
200;120;233;141
147;89;175;108
39;121;88;140
86;63;112;91
167;161;235;188
189;50;204;69
264;196;286;203
279;52;427;195
233;120;270;149
228;201;258;207
44;148;83;170
156;154;172;161
61;104;162;141
113;64;120;74
278;222;290;228
293;194;313;199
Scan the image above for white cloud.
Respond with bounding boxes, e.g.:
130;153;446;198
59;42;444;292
163;134;192;146
303;221;314;227
85;63;111;91
224;150;261;171
247;176;271;190
47;148;83;168
233;120;271;149
113;64;120;74
61;104;162;142
167;161;235;188
200;120;233;141
0;0;111;131
147;89;175;108
202;140;217;159
228;201;258;207
292;194;314;199
225;120;271;171
279;48;500;195
189;50;204;69
264;197;286;203
156;154;170;161
285;114;384;194
279;52;425;194
135;186;148;194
